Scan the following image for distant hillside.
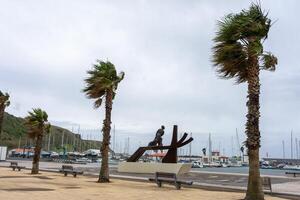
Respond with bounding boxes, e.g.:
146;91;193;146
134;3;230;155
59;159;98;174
1;112;102;152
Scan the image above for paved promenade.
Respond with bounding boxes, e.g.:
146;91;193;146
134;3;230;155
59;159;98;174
0;167;287;200
1;159;300;198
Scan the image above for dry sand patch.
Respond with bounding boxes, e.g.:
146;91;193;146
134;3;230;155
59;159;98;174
0;168;286;200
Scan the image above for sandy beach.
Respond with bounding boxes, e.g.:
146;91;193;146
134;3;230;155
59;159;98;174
0;168;287;200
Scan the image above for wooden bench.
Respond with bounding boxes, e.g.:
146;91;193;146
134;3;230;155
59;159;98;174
59;165;83;177
149;172;193;190
285;171;300;177
262;177;272;193
9;162;25;171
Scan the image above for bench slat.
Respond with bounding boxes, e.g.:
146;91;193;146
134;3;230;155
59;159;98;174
150;172;193;190
59;165;83;177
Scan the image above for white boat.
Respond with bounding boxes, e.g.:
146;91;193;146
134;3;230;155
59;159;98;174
192;161;204;168
283;165;300;170
75;157;92;163
203;162;222;168
50;151;59;158
222;163;229;168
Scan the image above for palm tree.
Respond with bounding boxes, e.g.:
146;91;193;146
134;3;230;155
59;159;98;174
24;108;51;174
0;91;10;144
212;3;277;200
83;60;124;183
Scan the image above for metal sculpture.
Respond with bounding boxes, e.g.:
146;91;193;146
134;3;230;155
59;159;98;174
127;125;193;163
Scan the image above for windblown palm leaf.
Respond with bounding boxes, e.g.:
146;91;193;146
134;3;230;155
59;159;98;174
83;60;125;108
0;91;10;107
25;108;50;139
212;3;277;83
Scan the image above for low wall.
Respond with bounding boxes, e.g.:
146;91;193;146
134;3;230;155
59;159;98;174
118;162;192;175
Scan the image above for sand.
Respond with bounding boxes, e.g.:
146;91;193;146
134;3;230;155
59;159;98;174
0;168;286;200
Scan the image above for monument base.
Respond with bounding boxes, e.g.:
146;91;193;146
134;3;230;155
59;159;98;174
117;162;192;175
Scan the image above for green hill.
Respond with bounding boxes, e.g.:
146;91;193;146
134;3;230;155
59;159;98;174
1;112;102;152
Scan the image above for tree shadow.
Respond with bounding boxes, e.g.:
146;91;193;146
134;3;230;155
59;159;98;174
0;175;53;180
1;188;55;192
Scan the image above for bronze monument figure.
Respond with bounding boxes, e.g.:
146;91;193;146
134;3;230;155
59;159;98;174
148;125;165;147
127;125;193;163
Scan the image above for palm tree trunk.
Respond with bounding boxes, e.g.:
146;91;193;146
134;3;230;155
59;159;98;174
98;89;113;183
0;105;4;145
245;54;264;200
32;133;43;174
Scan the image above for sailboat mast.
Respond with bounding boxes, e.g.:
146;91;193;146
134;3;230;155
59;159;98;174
189;133;192;161
208;133;212;163
291;130;293;159
236;128;241;158
282;140;285;159
61;130;65;147
296;138;299;159
48;132;51;151
113;124;116;153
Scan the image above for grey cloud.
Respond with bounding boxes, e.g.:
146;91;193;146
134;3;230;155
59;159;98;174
1;0;299;157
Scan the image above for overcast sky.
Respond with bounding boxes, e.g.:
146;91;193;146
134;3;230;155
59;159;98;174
1;0;299;157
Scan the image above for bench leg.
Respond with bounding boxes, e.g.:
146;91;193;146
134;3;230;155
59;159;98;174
64;172;67;176
157;181;162;187
12;168;16;171
73;173;77;178
175;183;181;190
18;168;21;171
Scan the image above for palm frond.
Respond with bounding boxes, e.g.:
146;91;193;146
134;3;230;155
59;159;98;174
94;98;103;108
0;91;10;107
83;60;125;108
212;3;276;83
24;108;50;139
261;52;277;71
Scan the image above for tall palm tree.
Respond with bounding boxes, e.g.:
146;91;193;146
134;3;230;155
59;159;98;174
83;60;124;183
212;3;277;200
24;108;50;174
0;91;10;144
